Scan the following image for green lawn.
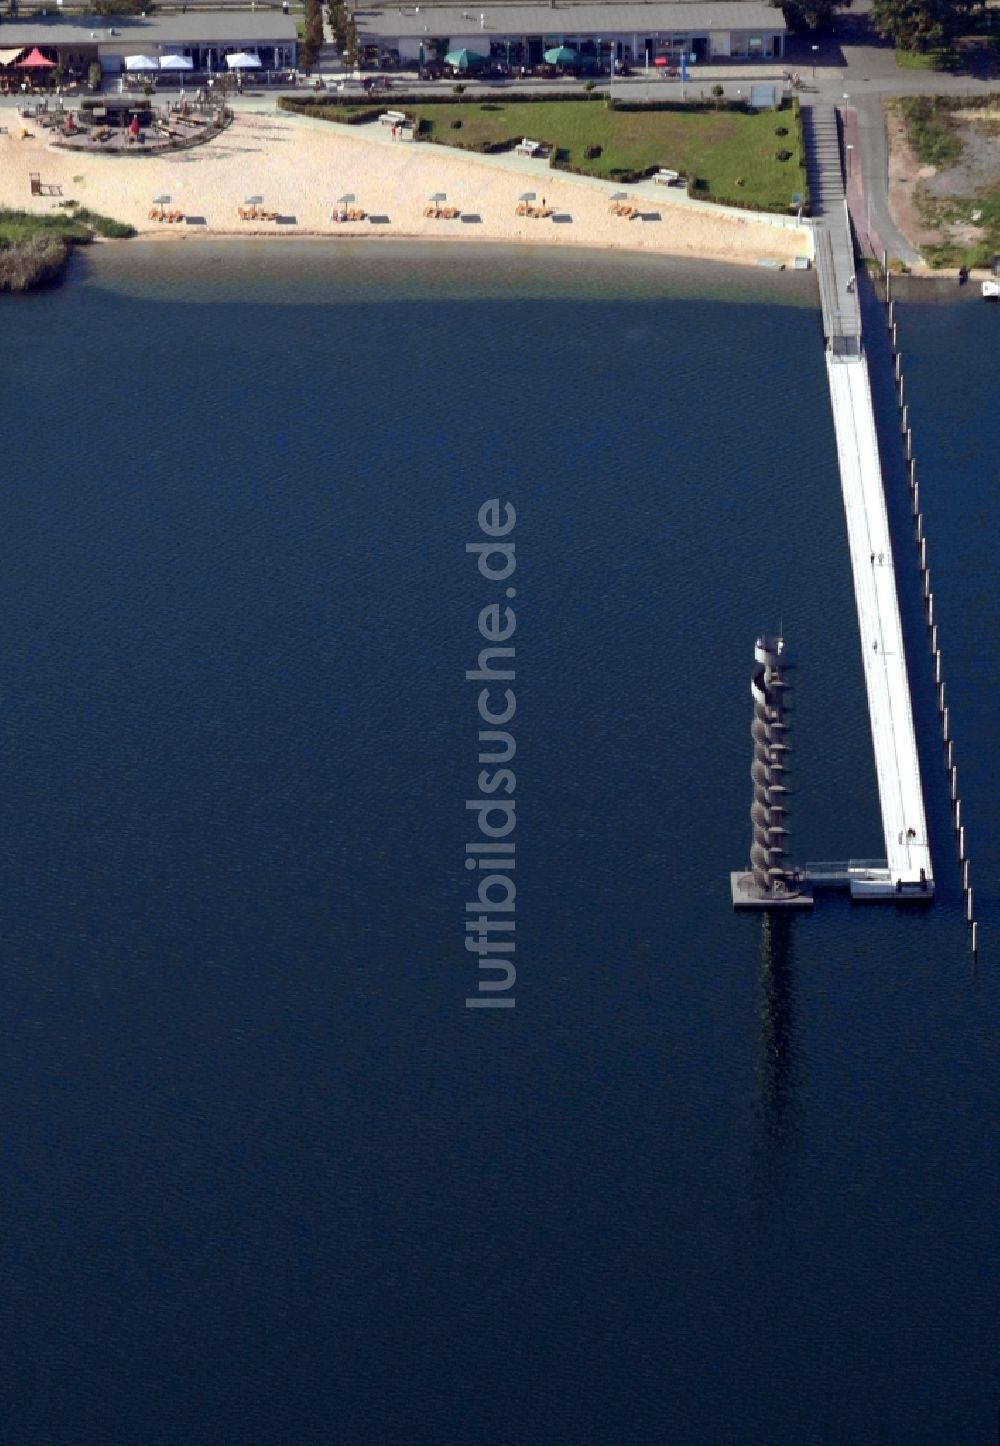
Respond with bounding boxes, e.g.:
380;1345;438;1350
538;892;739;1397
310;99;807;211
895;49;956;72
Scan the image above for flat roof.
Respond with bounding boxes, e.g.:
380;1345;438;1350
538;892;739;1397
0;13;298;46
353;1;785;39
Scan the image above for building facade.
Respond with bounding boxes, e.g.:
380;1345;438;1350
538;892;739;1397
352;1;786;70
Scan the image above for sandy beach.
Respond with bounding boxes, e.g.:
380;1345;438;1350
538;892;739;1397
1;108;811;266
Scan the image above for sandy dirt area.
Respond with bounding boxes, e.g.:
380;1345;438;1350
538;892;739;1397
0;109;809;266
886;110;940;252
887;101;1000;260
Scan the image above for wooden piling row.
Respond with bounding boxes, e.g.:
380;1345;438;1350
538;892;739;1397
880;264;978;952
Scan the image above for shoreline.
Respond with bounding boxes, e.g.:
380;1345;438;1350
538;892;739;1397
1;109;811;276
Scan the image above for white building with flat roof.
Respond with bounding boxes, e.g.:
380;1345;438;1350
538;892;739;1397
352;1;786;69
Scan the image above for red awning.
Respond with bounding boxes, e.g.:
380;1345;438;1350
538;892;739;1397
17;48;57;68
653;56;669;66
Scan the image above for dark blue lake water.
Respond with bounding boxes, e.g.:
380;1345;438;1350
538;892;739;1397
0;244;995;1445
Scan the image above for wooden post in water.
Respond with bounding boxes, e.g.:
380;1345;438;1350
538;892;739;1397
946;736;952;768
942;702;949;740
971;921;978;953
924;567;931;600
967;888;973;922
902;403;909;434
931;624;939;654
962;858;969;892
954;798;961;831
913;479;920;514
950;765;957;800
959;825;965;860
935;651;942;686
927;593;934;628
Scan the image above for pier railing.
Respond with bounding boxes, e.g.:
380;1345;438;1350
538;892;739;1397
875;256;978;954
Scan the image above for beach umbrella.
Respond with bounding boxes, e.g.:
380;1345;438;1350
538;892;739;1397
154;193;171;205
245;195;264;205
543;46;578;65
124;55;159;72
609;191;627;201
159;54;194;72
129;113;141;137
16;48;57;69
0;48;27;67
337;193;356;204
518;191;536;202
429;192;447;203
226;52;262;69
443;49;486;71
654;56;669;68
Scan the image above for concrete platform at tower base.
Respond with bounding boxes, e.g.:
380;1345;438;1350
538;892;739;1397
730;872;814;910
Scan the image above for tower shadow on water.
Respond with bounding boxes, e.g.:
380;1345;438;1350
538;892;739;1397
757;911;797;1155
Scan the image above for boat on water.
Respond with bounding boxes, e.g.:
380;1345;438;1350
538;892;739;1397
983;280;1000;300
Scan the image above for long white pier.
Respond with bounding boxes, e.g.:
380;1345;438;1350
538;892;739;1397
825;351;932;897
812;183;932;898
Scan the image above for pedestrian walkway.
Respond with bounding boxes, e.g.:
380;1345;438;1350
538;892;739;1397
805;102;861;347
812;139;933;898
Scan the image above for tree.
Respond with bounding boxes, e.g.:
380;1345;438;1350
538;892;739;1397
869;0;974;50
777;0;836;33
298;0;324;70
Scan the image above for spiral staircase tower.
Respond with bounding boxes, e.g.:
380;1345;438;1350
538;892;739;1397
732;636;812;909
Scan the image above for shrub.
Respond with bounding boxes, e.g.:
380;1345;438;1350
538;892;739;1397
776;149;792;161
584;143;602;159
0;236;68;292
775;125;788;135
584;80;596;93
451;118;462;128
453;83;466;96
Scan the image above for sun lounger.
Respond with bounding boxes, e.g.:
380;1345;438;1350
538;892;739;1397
653;168;682;186
515;138;541;156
